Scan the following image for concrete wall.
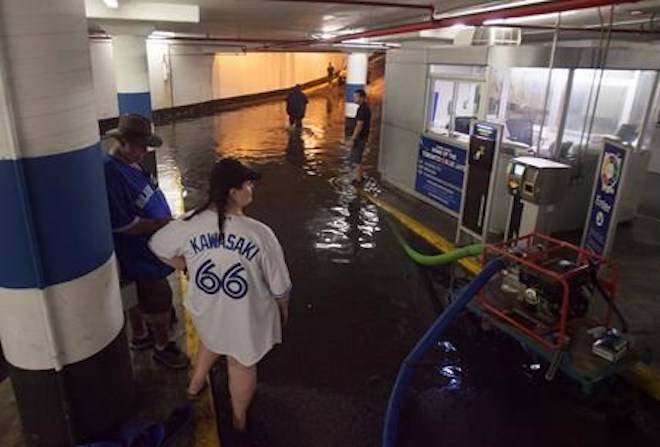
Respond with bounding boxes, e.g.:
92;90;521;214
213;52;345;99
89;39;345;119
89;41;119;120
648;126;660;174
378;49;431;202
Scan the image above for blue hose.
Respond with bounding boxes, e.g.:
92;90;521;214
382;258;506;447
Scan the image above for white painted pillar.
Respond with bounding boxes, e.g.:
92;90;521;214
345;52;369;120
110;29;153;118
108;25;158;177
0;1;132;444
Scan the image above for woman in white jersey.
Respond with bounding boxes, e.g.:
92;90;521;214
149;158;291;433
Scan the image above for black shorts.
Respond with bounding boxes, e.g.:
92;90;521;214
136;278;173;315
351;138;367;164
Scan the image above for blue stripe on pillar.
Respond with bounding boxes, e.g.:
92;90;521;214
345;83;365;103
0;144;114;289
117;92;152;119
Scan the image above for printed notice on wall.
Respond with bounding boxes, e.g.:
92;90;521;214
415;136;466;214
583;141;628;256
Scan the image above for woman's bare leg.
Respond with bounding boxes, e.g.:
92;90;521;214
227;355;257;432
188;341;220;395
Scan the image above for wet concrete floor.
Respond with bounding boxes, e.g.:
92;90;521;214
2;67;659;446
154;74;660;447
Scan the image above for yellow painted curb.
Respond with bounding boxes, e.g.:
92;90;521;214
623;363;660;402
181;274;222;447
366;192;660;402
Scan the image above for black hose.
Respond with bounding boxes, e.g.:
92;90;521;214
588;260;629;333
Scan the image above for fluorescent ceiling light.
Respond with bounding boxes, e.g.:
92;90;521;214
435;0;549;19
322;24;342;33
86;1;200;23
483;10;576;26
150;31;176;39
103;0;118;8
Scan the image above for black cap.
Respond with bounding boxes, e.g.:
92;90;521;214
211;158;262;190
107;114;163;148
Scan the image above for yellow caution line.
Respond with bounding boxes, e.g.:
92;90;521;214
366;193;660;402
623;363;660;402
365;194;481;274
181;274;222;447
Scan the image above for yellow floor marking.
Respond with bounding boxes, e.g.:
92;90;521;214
181;274;222;447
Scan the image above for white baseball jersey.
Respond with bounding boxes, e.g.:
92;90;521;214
149;210;292;366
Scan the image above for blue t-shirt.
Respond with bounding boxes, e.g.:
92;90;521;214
104;155;174;281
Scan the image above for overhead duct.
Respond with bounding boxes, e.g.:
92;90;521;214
454;26;522;46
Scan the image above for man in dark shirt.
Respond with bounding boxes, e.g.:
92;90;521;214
286;84;309;129
347;89;372;184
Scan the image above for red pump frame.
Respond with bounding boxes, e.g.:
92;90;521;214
478;232;618;352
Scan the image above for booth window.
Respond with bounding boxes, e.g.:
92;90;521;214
486;67;569;154
427;78;482;136
561;69;657;156
640;77;660;151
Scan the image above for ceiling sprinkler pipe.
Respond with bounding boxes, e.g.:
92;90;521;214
489;23;660;35
260;0;640;49
268;0;434;14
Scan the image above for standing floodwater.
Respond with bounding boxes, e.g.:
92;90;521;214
153;75;660;447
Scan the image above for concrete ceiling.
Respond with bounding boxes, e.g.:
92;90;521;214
86;0;660;48
87;0;506;41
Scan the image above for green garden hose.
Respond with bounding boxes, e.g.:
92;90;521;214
385;215;483;266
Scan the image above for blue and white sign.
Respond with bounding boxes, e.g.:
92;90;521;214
582;141;628;257
415;136;467;214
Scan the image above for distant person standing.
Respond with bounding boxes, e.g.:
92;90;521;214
347;89;372;185
286;84;308;129
327;61;335;85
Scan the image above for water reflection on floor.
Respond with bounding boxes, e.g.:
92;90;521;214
154;79;660;447
157;80;384;261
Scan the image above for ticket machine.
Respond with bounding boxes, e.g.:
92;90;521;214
506;157;571;239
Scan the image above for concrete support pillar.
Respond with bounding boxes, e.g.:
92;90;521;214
0;1;133;445
109;27;158;177
111;33;153;118
345;52;369;136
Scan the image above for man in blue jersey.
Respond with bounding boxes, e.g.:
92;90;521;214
104;114;188;369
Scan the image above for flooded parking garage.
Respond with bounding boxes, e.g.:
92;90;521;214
151;77;660;447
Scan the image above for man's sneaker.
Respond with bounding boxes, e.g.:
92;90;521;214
130;328;155;351
153;342;190;370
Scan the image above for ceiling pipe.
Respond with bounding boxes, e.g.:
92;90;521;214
161;36;303;44
267;0;434;14
260;0;641;49
500;23;660;34
89;33;303;45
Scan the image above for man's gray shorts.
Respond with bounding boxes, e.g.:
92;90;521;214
351;138;367;164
